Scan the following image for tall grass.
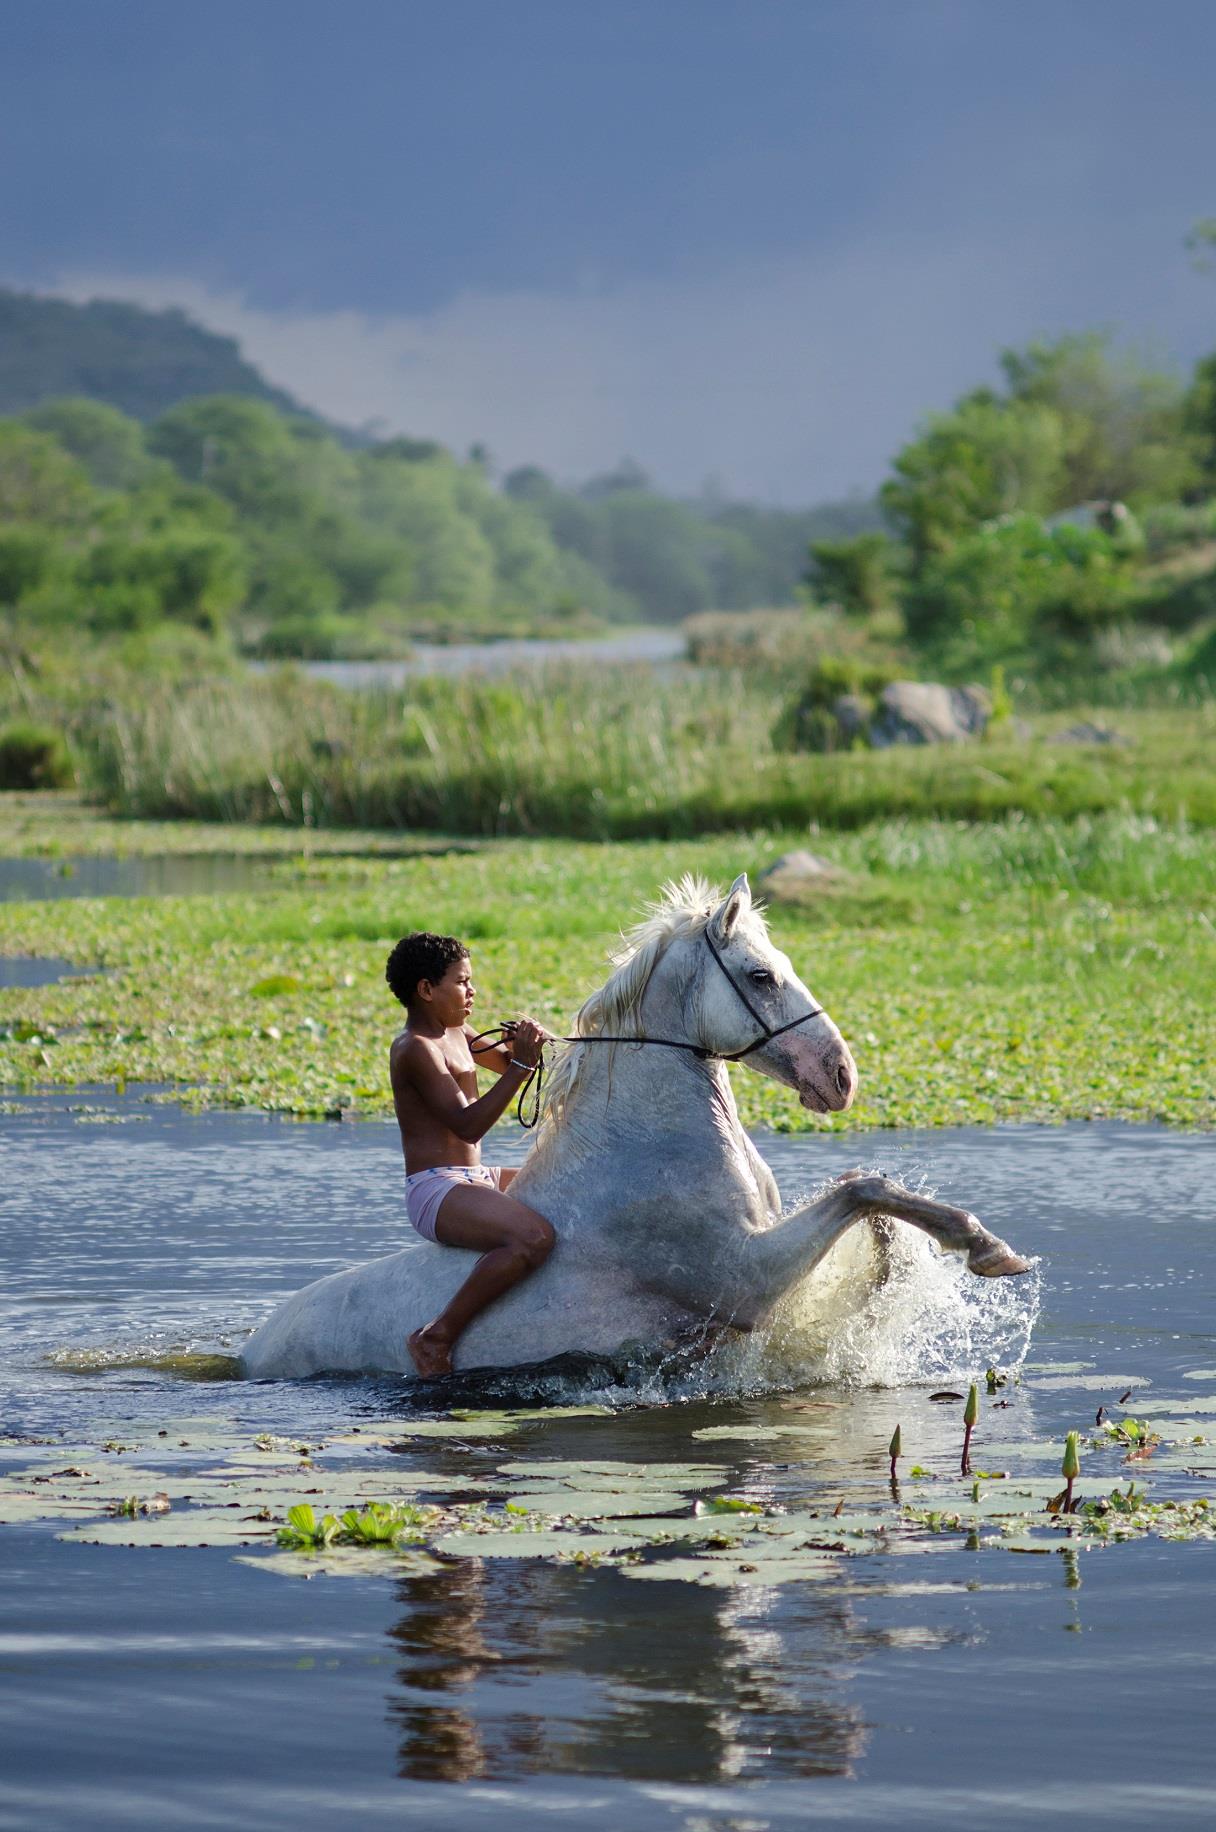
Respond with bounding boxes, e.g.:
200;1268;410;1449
67;663;1216;837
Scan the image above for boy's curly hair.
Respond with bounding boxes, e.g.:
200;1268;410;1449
385;932;468;1008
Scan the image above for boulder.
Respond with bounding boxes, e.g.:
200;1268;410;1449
1050;721;1132;746
869;681;991;748
831;693;869;742
757;849;840;903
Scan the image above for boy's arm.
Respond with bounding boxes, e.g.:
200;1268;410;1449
466;1025;513;1077
400;1033;538;1144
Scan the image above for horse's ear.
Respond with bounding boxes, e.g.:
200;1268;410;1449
711;872;752;941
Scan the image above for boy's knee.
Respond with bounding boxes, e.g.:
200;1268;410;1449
520;1213;556;1267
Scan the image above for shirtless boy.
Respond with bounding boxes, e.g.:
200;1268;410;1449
386;931;556;1379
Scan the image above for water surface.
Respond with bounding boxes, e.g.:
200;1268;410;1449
291;626;686;689
0;956;98;989
0;853;282;903
1;1102;1214;1829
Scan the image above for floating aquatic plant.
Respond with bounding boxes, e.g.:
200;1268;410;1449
1061;1431;1081;1513
962;1385;979;1475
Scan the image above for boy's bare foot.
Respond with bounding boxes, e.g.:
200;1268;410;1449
407;1326;454;1379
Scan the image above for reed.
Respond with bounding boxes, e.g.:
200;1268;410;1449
36;660;1216;838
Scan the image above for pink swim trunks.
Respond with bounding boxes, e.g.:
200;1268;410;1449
405;1164;505;1243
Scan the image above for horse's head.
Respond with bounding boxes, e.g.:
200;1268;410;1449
696;873;857;1113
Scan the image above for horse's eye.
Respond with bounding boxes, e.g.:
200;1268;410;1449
748;968;776;987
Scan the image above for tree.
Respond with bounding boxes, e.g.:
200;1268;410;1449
0;423;94;526
1185;218;1216;272
806;532;899;616
0;526;59;607
905;514;1139;663
77;526;247;633
24;397;157;491
359;455;495;611
882;393;1068;562
1185;352;1216;483
1000;333;1200;506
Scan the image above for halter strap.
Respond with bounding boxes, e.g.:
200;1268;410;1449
471;924;824;1129
701;925;823;1059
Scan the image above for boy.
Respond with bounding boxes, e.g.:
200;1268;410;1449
386;931;556;1378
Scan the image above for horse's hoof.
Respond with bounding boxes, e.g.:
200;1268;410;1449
967;1236;1031;1278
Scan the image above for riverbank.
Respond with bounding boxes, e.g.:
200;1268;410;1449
8;651;1215;836
1;801;1211;1129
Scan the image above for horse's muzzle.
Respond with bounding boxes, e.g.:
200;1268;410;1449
792;1037;857;1113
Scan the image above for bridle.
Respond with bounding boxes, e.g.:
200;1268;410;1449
473;926;824;1129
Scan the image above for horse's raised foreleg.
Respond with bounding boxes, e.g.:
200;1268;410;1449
717;1173;1029;1328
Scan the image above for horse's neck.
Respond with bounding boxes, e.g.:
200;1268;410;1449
548;1042;747;1163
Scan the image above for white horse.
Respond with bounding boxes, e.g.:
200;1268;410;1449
240;874;1028;1380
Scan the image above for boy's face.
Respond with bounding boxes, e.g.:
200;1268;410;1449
420;954;474;1028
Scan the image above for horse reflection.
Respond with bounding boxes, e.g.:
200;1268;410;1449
386;1556;867;1786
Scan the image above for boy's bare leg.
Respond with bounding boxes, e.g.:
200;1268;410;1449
407;1184;555;1379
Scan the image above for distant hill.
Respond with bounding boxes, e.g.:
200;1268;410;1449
0;288;310;423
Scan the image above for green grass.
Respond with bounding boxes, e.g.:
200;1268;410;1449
2;807;1212;1130
9;659;1216;837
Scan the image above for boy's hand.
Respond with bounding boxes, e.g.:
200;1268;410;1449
506;1017;548;1068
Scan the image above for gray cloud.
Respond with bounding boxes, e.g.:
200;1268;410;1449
48;223;1212;503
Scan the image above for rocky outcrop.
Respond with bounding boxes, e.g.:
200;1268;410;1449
866;681;991;748
757;850;840;903
1050;721;1131;746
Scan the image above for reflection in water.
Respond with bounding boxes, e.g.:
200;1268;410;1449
387;1560;869;1786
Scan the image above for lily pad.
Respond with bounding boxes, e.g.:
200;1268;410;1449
985;1534;1079;1555
378;1417;527;1440
58;1509;281;1547
235;1547;440;1580
690;1424;825;1442
432;1529;646;1560
583;1513;763;1541
0;1492;113;1525
621;1549;839;1587
495;1460;727;1489
501;1488;692;1519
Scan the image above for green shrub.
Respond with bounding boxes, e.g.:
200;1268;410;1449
1177;622;1216;688
774;654;897;752
1136;565;1216;632
254;613;353;660
906;514;1140;665
806;532;900;616
0;720;73;789
1141;500;1216;561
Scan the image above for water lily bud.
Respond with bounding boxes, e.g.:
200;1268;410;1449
889;1425;902;1461
964;1384;979;1428
1062;1431;1081;1481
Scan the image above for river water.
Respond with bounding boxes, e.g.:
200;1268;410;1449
283;626;687;689
2;1098;1214;1829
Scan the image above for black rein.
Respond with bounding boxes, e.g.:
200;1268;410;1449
471;928;824;1131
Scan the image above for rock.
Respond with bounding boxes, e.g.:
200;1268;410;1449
757;850;839;903
832;694;869;741
869;681;991;748
1050;721;1132;746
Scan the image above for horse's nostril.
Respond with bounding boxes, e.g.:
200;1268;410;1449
836;1062;851;1095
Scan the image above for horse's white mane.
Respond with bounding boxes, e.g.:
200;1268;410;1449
535;873;764;1143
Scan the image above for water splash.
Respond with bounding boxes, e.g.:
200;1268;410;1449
767;1222;1042;1390
394;1215;1042;1415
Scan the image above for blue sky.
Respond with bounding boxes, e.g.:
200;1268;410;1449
3;0;1214;500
